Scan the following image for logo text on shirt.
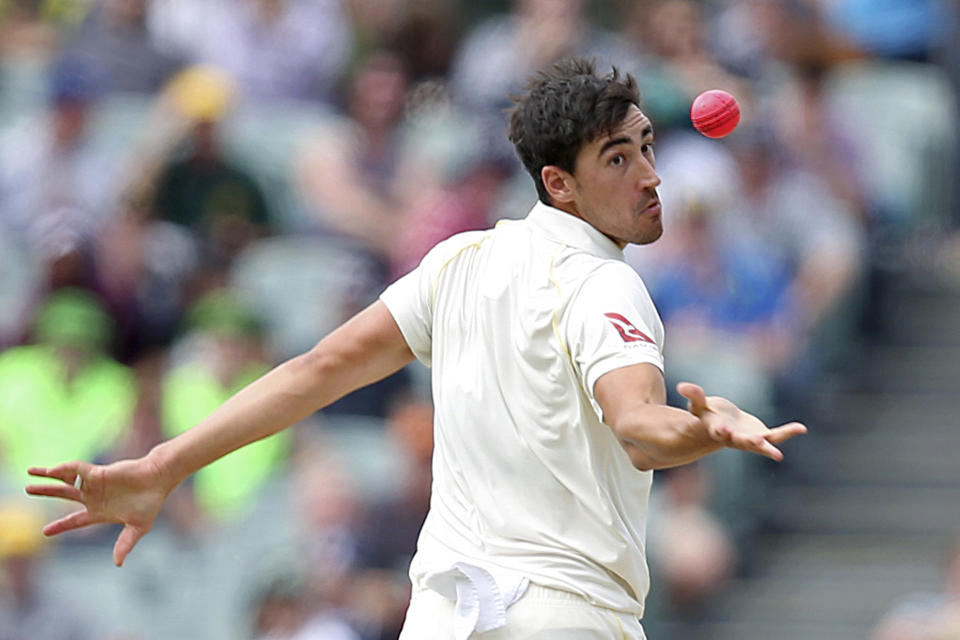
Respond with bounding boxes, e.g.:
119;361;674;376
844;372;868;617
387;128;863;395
604;313;654;344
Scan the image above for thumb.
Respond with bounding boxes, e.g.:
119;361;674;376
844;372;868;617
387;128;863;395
676;382;708;416
113;524;148;567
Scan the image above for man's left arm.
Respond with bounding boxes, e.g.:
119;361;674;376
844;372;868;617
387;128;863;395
594;363;806;471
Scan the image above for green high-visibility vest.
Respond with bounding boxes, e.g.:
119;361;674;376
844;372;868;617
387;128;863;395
0;345;136;484
161;364;290;520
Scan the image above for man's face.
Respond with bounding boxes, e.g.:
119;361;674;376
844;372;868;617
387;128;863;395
564;105;663;247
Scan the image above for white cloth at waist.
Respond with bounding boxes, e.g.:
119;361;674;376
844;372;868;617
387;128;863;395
423;562;529;640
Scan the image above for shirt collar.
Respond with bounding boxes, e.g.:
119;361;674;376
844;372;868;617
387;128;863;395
525;200;625;261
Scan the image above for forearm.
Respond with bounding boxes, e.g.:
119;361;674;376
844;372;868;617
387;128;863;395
146;301;413;488
613;403;722;471
148;353;331;486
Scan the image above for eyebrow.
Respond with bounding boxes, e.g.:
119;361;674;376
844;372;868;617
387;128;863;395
597;125;654;158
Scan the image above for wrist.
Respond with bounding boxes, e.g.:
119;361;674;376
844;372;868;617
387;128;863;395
678;409;713;447
145;441;185;493
691;411;728;450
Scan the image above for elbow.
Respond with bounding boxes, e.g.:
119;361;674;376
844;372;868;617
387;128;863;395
296;344;339;387
279;344;351;411
609;416;652;471
298;339;368;401
617;437;658;472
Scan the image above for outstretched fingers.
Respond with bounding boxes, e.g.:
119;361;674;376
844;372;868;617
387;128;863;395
27;459;158;567
27;461;92;491
717;428;784;461
765;422;808;445
24;482;83;503
113;525;149;567
676;382;709;416
42;509;95;537
28;462;82;484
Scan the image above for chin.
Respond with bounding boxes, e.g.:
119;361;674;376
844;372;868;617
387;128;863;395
632;225;663;246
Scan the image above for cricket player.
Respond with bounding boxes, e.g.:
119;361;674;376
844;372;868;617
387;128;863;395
27;58;805;639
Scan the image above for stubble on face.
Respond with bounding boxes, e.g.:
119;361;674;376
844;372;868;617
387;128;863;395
571;106;663;249
628;199;663;247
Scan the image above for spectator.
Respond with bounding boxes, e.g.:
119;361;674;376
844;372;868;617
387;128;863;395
343;0;403;61
0;220;39;348
771;64;868;223
250;570;360;640
0;499;93;639
712;0;863;75
92;189;199;363
290;443;366;636
109;349;167;461
354;396;434;638
626;135;791;565
643;194;793;416
627;133;796;397
873;532;960;640
161;289;289;521
723;125;865;377
450;0;637;118
298;48;510;284
148;0;352;105
344;0;460;82
646;463;737;616
386;0;461;81
621;0;753;131
152;65;272;274
57;0;182;95
0;0;61;61
0;289;136;488
0;59;119;249
821;0;952;63
295;49;411;273
0;1;59;129
389;136;514;279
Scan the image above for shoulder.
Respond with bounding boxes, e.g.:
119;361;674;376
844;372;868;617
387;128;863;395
562;259;660;325
84;356;136;389
384;228;493;305
420;228;493;269
586;259;649;288
558;256;650;297
0;345;47;373
435;228;492;250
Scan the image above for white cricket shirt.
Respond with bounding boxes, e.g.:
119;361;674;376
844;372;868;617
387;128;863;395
380;200;665;616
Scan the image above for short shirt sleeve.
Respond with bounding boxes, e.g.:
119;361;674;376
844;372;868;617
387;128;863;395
379;232;486;367
564;262;665;400
380;259;435;367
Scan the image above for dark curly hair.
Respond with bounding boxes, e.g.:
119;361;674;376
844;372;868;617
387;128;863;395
507;57;641;205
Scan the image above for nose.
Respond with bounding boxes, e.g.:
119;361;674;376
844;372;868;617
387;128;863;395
636;156;661;191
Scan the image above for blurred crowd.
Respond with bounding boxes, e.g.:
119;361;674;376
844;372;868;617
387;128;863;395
0;0;957;638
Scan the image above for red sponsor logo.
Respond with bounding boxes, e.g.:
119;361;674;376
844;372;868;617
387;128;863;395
604;312;654;344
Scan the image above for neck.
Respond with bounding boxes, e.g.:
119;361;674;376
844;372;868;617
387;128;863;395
547;198;579;218
546;200;626;250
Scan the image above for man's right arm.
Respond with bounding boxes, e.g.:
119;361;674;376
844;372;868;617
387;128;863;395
26;300;415;566
150;300;414;483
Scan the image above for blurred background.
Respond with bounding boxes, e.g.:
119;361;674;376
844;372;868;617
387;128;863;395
0;0;958;638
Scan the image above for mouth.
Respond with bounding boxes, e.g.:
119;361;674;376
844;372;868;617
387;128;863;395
642;200;662;216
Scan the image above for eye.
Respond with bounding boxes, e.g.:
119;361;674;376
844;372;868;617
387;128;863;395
609;153;625;167
641;142;655;154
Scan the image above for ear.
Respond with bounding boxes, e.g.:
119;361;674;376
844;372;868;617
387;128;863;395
541;165;576;205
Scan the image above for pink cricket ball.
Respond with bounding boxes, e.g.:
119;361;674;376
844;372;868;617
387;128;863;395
690;89;741;139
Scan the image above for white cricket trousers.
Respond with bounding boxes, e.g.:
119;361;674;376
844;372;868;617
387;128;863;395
399;582;647;639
